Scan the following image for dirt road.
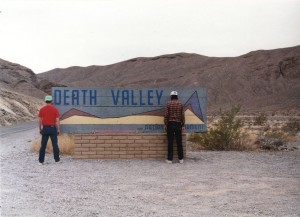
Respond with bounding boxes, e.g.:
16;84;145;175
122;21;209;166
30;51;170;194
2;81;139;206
0;126;299;217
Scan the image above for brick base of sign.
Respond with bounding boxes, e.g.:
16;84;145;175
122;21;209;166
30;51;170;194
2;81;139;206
73;134;186;160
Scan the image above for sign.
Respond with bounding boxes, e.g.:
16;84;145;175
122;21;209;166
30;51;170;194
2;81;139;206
52;87;207;133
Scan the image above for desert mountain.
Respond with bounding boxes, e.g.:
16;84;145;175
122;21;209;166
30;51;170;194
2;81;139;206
0;88;44;126
0;46;299;126
38;46;300;114
0;59;66;125
0;58;65;98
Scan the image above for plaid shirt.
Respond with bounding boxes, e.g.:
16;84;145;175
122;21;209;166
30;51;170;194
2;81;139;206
164;99;185;126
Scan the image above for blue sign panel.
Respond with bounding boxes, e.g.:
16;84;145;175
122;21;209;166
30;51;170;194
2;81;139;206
52;87;207;133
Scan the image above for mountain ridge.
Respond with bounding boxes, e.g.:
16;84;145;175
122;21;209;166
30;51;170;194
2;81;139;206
0;45;299;126
38;45;300;114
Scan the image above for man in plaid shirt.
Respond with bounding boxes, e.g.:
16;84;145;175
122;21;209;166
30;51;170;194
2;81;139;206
164;91;185;164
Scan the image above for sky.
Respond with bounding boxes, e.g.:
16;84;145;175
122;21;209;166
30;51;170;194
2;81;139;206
0;0;300;73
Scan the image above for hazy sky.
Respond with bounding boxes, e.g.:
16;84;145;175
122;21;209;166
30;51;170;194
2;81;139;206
0;0;299;73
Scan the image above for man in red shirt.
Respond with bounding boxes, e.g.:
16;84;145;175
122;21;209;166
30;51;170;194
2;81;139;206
164;91;185;164
38;95;60;164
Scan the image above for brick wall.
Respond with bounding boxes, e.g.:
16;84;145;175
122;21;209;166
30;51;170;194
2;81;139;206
73;134;186;160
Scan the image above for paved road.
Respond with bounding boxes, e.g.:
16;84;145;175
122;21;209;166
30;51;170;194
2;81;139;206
0;120;38;154
0;120;37;138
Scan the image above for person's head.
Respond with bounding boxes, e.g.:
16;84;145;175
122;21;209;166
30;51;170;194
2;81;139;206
170;91;178;100
44;95;53;104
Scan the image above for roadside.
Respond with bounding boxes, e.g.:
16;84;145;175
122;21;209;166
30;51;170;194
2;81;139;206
0;124;299;217
0;119;37;137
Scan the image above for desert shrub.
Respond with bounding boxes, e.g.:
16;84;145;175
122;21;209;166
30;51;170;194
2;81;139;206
188;133;202;144
30;134;75;155
266;128;286;140
282;118;300;135
256;127;288;150
191;106;249;151
188;133;206;151
254;113;267;126
256;117;300;150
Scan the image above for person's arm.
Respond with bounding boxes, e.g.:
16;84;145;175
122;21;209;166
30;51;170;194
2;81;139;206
54;107;60;135
38;117;43;134
181;105;185;133
56;117;60;135
164;103;169;132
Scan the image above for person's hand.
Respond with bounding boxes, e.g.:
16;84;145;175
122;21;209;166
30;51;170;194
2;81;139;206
57;130;60;135
39;130;43;135
181;127;185;133
164;125;167;132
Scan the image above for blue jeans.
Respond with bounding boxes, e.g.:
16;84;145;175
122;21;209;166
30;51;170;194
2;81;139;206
39;126;60;163
167;121;183;161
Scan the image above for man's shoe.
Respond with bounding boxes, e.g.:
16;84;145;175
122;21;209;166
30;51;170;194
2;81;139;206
38;162;44;165
55;159;60;162
165;160;172;164
179;159;184;164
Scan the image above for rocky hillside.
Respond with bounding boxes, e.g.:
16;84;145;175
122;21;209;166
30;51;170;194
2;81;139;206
0;59;65;125
38;46;300;114
0;88;44;126
0;58;65;97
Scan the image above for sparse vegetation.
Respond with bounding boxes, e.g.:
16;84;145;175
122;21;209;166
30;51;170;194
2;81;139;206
282;118;300;135
30;134;75;155
256;117;300;151
190;106;250;151
189;109;300;152
256;126;288;150
254;113;267;126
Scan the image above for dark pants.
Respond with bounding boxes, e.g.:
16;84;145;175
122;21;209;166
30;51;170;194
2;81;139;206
167;121;183;161
39;126;60;163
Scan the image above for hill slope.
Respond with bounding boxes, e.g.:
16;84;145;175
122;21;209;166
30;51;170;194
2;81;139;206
0;59;65;125
0;58;66;98
38;46;300;114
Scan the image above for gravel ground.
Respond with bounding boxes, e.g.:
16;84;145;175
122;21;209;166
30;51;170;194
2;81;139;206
0;128;300;217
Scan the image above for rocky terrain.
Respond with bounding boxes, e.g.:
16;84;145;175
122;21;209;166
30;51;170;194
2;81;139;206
39;46;300;114
0;46;299;126
0;59;65;126
0;58;65;98
0;88;43;126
